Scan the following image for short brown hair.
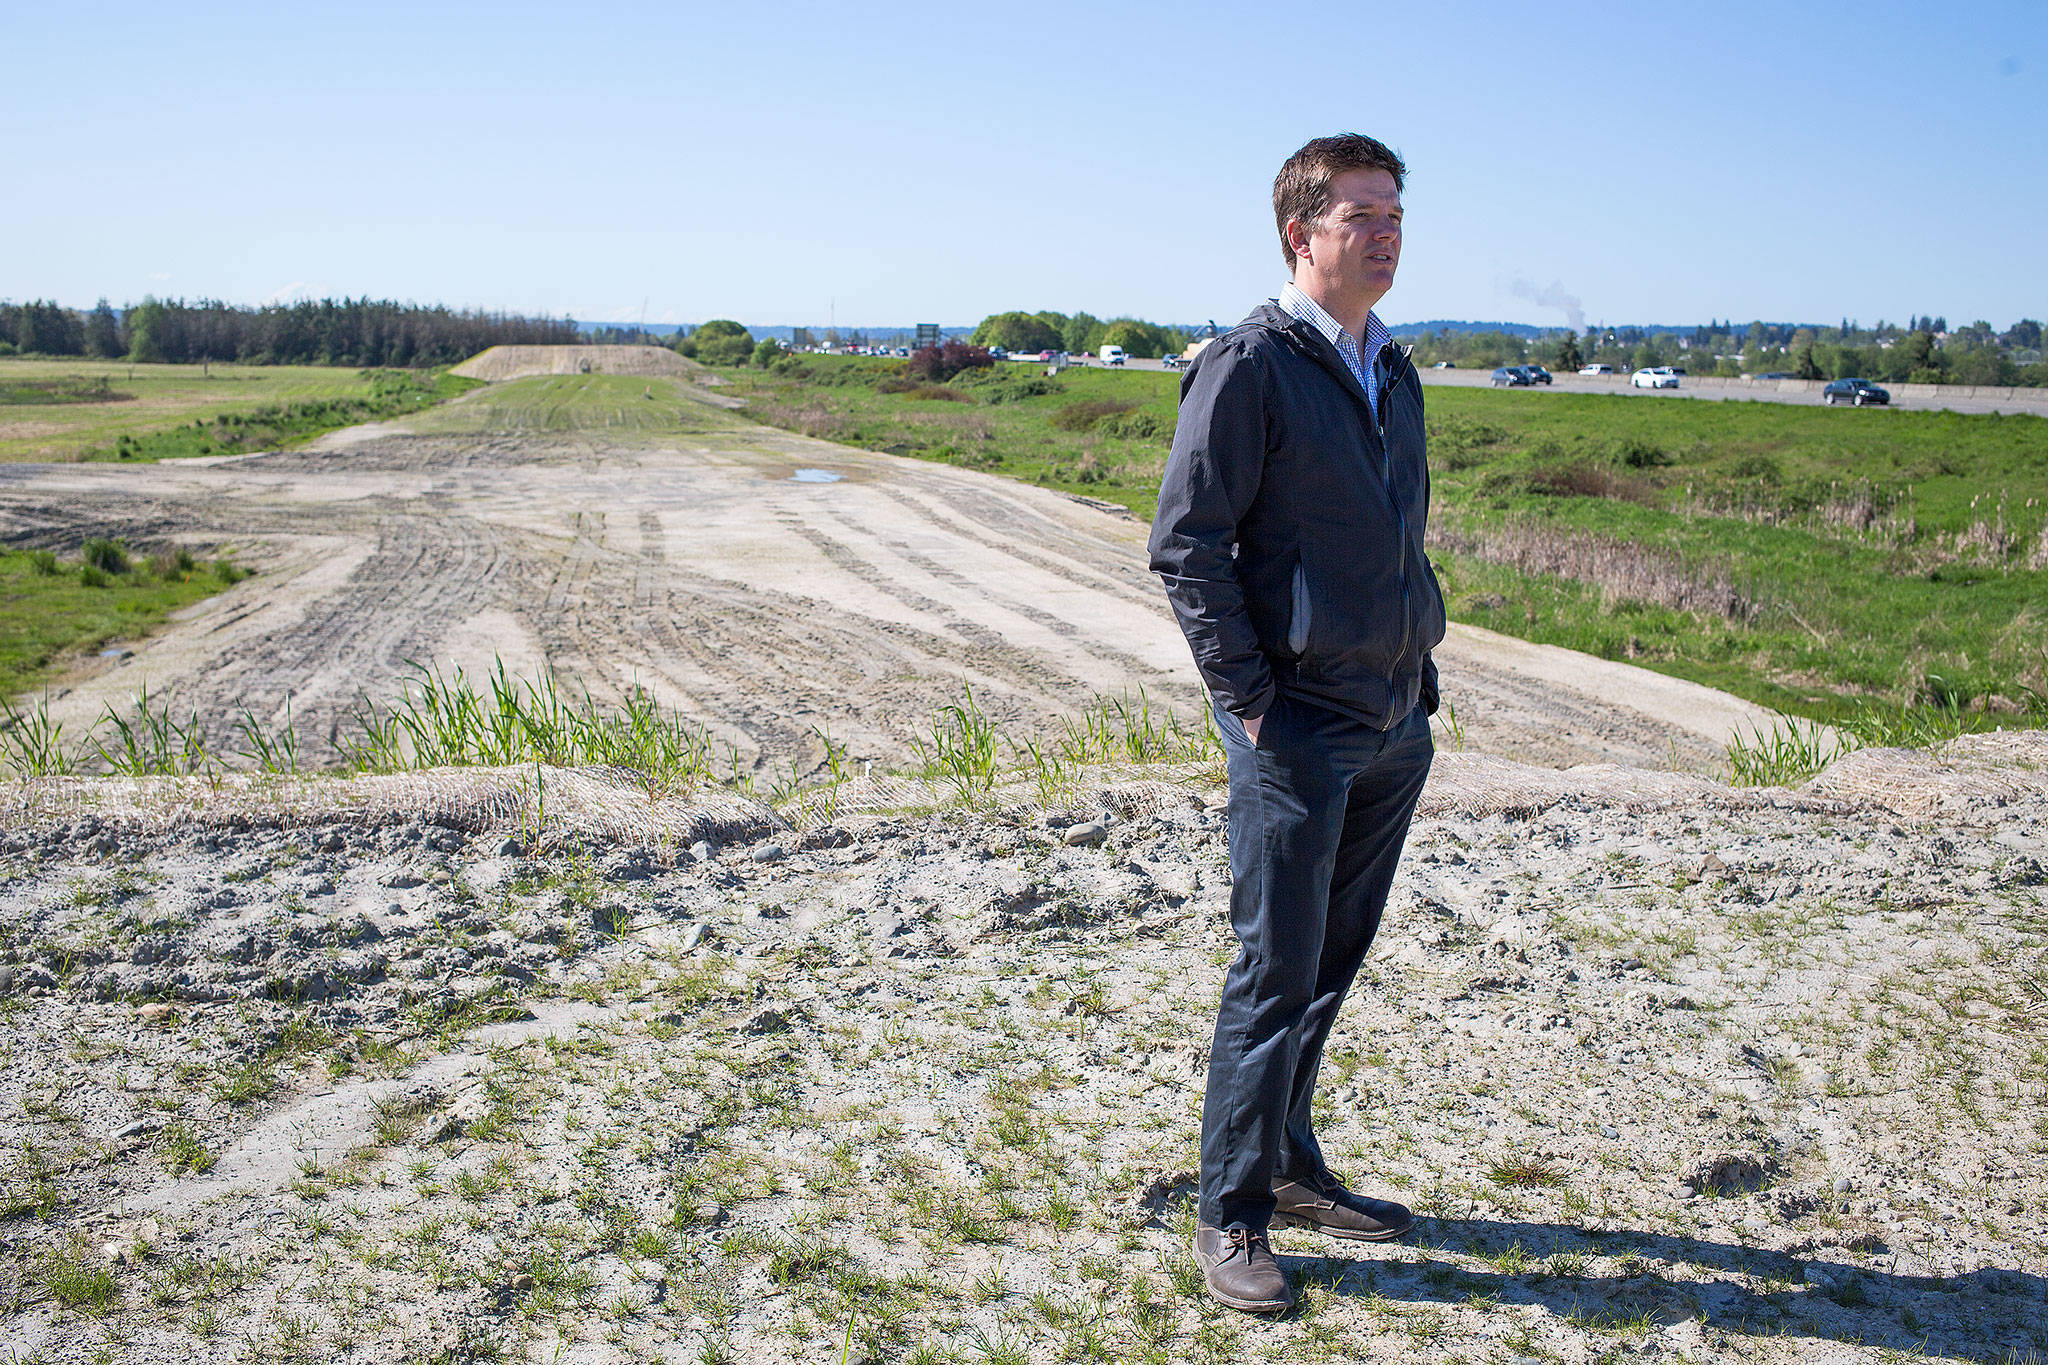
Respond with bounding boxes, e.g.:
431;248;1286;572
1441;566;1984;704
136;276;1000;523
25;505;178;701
1273;133;1407;268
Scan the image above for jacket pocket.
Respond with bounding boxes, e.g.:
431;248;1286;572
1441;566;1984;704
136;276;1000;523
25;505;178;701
1286;561;1312;655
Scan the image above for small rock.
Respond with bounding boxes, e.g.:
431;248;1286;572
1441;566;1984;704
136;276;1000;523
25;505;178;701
134;1218;161;1247
750;842;787;864
497;837;525;857
1699;854;1730;876
315;831;346;854
678;923;707;953
511;1272;536;1291
111;1119;156;1141
1601;1125;1620;1140
741;1006;791;1035
689;841;713;863
1063;822;1108;848
1833;1176;1853;1194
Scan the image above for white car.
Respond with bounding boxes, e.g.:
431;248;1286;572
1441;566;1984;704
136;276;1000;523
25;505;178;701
1631;367;1680;389
1578;363;1615;376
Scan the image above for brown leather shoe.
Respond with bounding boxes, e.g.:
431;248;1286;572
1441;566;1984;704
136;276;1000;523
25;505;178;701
1192;1223;1295;1313
1272;1170;1414;1241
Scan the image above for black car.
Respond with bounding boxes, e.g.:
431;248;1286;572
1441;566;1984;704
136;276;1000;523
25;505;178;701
1523;365;1553;385
1822;378;1890;407
1755;371;1795;380
1490;366;1532;387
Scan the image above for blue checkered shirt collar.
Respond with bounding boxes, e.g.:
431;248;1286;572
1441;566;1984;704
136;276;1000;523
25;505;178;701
1278;281;1391;412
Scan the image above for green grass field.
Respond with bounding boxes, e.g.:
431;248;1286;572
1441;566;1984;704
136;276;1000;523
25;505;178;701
0;544;247;698
0;357;478;462
404;372;741;436
0;356;486;698
723;355;2048;723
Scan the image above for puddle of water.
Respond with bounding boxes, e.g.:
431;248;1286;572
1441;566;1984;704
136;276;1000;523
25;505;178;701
790;468;843;483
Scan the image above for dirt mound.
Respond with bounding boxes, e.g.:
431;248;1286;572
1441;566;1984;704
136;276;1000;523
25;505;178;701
6;765;780;847
450;344;711;382
13;730;2044;845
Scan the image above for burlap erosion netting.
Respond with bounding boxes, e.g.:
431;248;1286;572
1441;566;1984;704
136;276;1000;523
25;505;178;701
4;731;2042;843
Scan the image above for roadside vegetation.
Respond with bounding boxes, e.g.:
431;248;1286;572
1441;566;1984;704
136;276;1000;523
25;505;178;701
0;357;480;462
718;354;2048;730
0;542;247;696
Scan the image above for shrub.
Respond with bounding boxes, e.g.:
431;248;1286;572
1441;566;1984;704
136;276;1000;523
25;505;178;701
977;377;1062;404
752;338;782;368
899;384;975;403
905;341;993;383
215;561;250;585
1051;398;1135;432
81;537;130;573
1615;437;1671;468
1728;454;1783;484
1523;463;1659;504
27;549;59;576
148;546;197;578
79;565;110;588
686;320;754;366
1099;411;1168;441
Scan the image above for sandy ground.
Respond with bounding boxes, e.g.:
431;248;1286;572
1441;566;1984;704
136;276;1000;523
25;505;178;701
0;735;2042;1364
0;391;1780;779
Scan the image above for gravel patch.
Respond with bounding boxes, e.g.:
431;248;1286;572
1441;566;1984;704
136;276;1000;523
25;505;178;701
1;760;2043;1363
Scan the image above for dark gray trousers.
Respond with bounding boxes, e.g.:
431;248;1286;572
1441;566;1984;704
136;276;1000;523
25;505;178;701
1200;691;1433;1230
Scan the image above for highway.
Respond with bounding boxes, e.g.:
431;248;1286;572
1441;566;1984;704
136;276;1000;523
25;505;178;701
1059;355;2047;416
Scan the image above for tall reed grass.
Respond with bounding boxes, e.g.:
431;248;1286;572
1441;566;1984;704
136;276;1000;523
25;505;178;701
1431;517;1759;623
0;668;1223;816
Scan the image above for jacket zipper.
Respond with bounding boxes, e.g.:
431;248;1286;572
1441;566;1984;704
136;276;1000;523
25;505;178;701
1373;352;1413;729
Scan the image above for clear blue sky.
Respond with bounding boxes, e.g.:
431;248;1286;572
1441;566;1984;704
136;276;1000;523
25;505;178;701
5;1;2041;331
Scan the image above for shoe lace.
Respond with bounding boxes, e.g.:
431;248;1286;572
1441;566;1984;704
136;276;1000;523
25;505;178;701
1224;1226;1270;1259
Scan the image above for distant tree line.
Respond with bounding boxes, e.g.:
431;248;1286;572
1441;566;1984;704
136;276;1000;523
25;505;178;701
1401;316;2048;387
968;311;1192;360
0;297;578;366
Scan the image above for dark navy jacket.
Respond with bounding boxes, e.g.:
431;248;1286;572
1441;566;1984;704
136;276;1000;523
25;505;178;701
1147;303;1445;730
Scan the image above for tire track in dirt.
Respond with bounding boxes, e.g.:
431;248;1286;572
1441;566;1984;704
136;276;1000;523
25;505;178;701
2;413;1786;776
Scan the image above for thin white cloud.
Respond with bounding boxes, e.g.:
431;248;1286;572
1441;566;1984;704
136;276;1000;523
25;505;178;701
148;272;171;282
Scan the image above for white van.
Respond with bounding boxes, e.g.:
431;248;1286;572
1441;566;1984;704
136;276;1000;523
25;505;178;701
1099;344;1126;367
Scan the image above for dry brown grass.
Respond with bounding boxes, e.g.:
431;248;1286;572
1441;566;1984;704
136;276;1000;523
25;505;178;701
1432;516;1760;622
749;399;848;442
1051;398;1136;432
1524;462;1661;503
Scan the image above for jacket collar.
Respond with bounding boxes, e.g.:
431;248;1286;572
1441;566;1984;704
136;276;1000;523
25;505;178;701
1241;302;1406;416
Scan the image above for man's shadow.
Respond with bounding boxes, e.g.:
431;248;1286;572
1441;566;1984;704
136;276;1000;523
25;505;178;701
1287;1216;2045;1365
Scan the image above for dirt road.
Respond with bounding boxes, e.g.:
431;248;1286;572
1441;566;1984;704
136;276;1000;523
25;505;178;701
0;372;1782;775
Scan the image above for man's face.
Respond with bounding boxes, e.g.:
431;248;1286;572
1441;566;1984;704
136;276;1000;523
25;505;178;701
1293;167;1403;305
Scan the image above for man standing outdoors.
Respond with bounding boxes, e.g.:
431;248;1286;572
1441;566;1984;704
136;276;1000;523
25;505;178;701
1148;133;1446;1313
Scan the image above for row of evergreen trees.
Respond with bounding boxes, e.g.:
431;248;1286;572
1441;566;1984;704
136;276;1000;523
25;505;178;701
0;297;578;366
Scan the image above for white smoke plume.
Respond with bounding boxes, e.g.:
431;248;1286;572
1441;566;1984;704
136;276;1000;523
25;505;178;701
1505;276;1585;332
